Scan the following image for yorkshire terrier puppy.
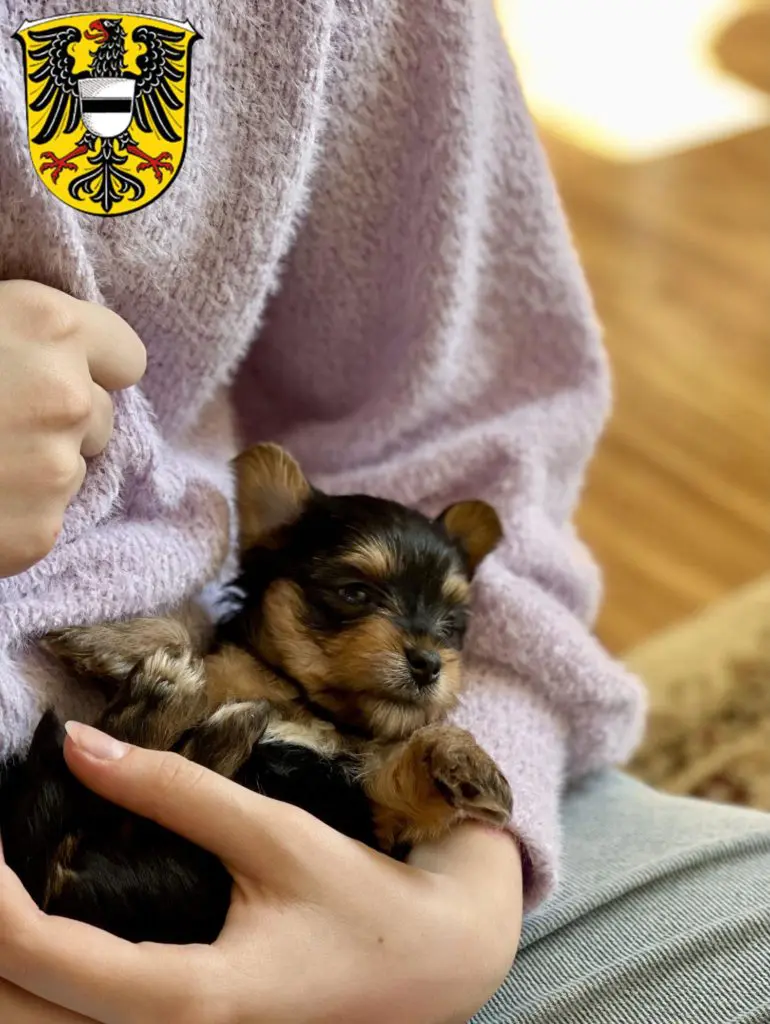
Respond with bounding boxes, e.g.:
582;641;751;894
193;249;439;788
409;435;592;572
0;444;512;944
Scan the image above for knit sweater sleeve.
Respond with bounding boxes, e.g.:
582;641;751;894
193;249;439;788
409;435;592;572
233;0;646;906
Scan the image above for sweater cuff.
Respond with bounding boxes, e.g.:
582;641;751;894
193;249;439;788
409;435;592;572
451;660;568;911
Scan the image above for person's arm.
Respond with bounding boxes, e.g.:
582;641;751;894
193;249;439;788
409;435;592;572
0;981;95;1023
233;0;645;905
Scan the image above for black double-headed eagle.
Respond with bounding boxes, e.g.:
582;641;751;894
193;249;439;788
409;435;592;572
24;17;186;210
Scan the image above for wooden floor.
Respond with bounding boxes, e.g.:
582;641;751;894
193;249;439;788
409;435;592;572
527;8;770;653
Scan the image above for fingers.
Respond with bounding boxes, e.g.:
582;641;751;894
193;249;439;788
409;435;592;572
0;282;146;393
79;385;114;459
0;445;85;575
62;723;320;884
76;301;146;393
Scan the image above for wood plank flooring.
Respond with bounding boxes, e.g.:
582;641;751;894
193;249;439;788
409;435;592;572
502;4;770;653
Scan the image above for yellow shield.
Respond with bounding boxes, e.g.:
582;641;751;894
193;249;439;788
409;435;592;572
14;13;199;216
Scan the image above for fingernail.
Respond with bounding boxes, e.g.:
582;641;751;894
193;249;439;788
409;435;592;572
64;721;130;760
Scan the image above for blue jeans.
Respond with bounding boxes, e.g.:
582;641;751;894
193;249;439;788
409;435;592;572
474;773;770;1023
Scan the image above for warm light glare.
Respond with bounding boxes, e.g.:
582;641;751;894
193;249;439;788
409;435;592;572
496;0;770;159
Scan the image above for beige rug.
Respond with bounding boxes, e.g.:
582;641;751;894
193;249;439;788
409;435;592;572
627;575;770;810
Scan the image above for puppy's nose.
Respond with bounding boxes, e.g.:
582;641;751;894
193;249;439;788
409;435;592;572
406;647;442;687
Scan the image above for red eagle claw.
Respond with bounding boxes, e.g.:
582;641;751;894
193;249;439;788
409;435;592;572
126;145;174;182
39;146;87;182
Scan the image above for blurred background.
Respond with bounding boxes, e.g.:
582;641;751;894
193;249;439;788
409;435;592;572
495;1;770;806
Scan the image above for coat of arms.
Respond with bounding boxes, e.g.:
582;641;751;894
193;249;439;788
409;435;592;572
14;13;199;216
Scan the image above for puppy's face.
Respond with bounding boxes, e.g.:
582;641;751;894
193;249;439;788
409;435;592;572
232;445;502;740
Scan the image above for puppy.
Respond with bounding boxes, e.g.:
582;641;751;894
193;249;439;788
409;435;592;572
0;444;512;944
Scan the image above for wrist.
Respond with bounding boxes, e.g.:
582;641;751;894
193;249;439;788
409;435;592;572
409;820;522;881
409;820;523;967
412;825;521;1023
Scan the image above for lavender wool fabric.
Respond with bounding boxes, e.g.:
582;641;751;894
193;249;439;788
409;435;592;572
0;0;645;906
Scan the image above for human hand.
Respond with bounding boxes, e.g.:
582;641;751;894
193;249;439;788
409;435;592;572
0;280;146;577
0;722;522;1024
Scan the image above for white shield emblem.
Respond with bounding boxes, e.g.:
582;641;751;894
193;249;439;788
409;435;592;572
78;77;136;138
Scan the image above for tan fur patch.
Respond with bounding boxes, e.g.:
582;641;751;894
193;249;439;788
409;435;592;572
179;701;271;778
363;724;512;850
341;538;396;579
440;500;503;572
234;443;312;551
43;833;79;908
204;643;347;757
258;579;332;691
203;645;292;707
442;573;471;604
320;616;406;690
357;696;443;742
436;649;463;704
263;716;343;757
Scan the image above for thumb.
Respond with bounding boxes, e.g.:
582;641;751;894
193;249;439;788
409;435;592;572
63;721;314;881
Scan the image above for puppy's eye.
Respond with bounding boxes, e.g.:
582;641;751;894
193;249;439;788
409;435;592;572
443;611;468;643
337;584;372;607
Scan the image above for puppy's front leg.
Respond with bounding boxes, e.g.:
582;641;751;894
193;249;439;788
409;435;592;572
173;646;277;777
41;601;213;686
178;700;271;778
97;646;210;751
362;724;513;852
98;646;270;780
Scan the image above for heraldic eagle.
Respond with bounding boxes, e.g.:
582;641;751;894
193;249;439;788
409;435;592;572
25;17;186;210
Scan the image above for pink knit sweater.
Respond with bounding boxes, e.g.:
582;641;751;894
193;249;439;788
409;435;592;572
0;0;644;907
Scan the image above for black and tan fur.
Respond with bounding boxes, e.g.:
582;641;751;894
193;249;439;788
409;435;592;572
0;444;511;944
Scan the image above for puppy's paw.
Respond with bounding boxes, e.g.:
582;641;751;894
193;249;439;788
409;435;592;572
179;700;271;778
43;617;194;684
369;724;512;851
98;646;209;751
420;725;513;828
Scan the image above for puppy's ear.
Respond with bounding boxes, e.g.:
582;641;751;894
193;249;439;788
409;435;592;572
436;500;503;575
233;444;312;551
